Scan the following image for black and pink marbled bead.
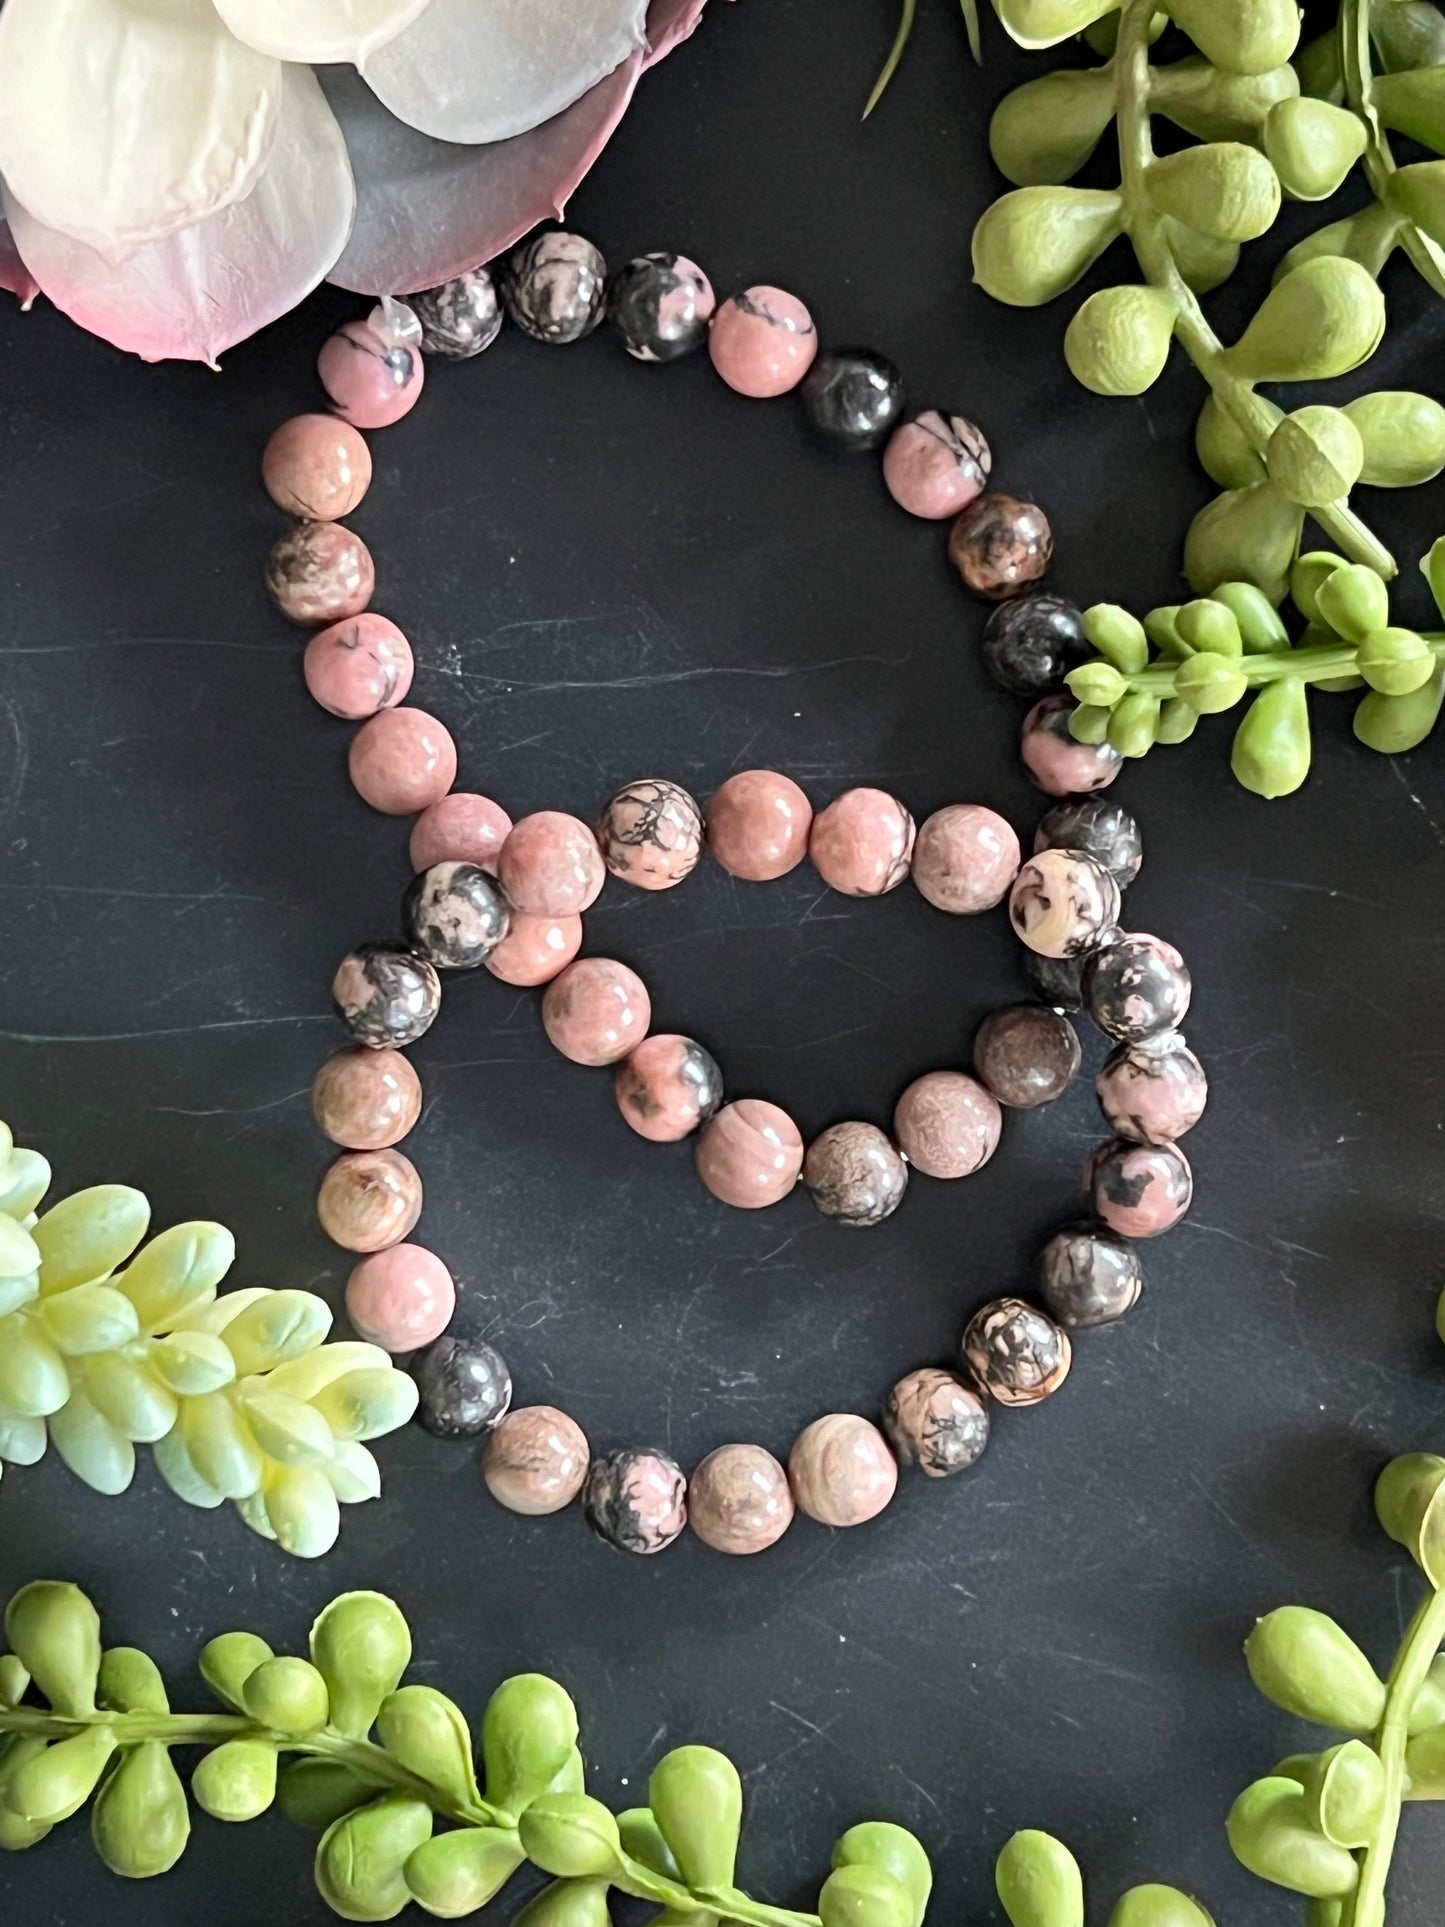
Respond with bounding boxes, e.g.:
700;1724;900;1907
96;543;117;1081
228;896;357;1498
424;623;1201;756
1084;931;1191;1042
584;1448;688;1555
1037;1223;1144;1329
504;232;607;343
608;252;716;362
333;943;442;1049
1020;694;1124;798
1088;1139;1193;1238
1096;1036;1208;1144
403;860;510;971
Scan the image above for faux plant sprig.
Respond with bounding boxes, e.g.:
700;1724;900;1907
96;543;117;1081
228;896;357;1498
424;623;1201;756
973;0;1445;595
1059;538;1445;797
0;1116;418;1556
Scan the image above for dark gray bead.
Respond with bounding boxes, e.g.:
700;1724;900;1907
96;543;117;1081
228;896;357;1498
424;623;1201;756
981;594;1086;696
412;1337;513;1437
607;252;715;361
332;943;441;1049
1025;949;1086;1011
1034;797;1143;890
503;232;607;344
410;269;502;359
403;861;510;970
799;349;906;451
1037;1222;1144;1328
974;1004;1081;1108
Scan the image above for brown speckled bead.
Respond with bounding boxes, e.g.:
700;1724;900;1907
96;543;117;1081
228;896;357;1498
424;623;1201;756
1090;1138;1193;1238
883;1368;990;1477
543;958;651;1067
312;1047;422;1150
317;1148;423;1253
1021;693;1124;798
810;788;915;896
962;1297;1072;1406
910;804;1020;914
266;520;375;626
262;414;372;520
598;779;703;890
695;1099;803;1209
1038;1222;1144;1329
1009;848;1121;959
333;943;442;1050
789;1414;898;1528
484;1406;590;1516
974;1004;1081;1109
893;1071;1001;1180
803;1121;908;1227
497;812;606;917
947;492;1053;599
1096;1036;1208;1144
615;1034;723;1142
689;1443;795;1554
706;769;813;880
584;1447;688;1555
484;913;583;987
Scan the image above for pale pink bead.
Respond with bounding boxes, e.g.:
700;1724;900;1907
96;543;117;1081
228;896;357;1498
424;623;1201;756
911;804;1020;914
266;521;374;627
810;788;915;896
262;413;372;520
304;614;414;720
708;286;818;398
497;812;605;916
485;1406;590;1515
345;1242;455;1352
706;769;813;881
485;913;583;987
349;707;458;815
410;792;513;875
788;1414;898;1528
882;411;991;519
695;1099;803;1209
319;317;425;429
542;958;650;1065
893;1071;1002;1179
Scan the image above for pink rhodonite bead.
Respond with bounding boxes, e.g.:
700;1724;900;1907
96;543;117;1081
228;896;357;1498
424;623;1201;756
709;287;818;397
497;812;605;916
788;1414;898;1528
542;958;651;1066
688;1443;794;1554
881;411;991;519
597;778;703;890
409;792;513;875
893;1071;1002;1179
262;413;372;520
345;1243;455;1352
911;804;1020;913
485;913;583;987
266;521;374;627
695;1099;803;1208
810;787;915;896
348;708;458;815
615;1034;723;1141
304;614;414;719
319;317;425;429
706;769;813;881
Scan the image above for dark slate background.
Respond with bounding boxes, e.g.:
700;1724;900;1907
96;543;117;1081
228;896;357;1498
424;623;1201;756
2;2;1444;1921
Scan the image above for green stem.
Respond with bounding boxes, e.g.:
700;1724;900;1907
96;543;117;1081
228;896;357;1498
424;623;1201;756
614;1856;820;1927
1342;1583;1445;1927
1113;0;1396;579
1111;632;1445;700
1342;0;1445;299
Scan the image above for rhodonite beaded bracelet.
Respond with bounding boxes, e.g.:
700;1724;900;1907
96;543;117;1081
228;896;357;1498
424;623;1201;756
261;235;1207;1559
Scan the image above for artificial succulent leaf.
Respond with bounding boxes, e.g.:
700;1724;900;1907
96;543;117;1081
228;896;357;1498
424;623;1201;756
113;1222;235;1333
0;1148;50;1221
212;0;434;63
151;1430;227;1510
48;1392;136;1496
32;1187;150;1296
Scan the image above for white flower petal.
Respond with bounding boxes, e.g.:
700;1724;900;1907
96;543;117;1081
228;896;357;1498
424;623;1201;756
213;0;434;65
5;65;355;366
361;0;648;145
0;0;282;257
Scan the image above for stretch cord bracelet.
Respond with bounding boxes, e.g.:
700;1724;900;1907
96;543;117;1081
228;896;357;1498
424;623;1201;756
260;237;1207;1558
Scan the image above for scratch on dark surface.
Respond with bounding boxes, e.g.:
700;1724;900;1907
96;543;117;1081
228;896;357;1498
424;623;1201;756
1188;1469;1265;1556
0;1014;331;1043
426;653;911;697
1391;756;1445;844
1250;877;1388;911
0;636;283;656
151;1089;310;1118
0;881;273;905
0;696;28;821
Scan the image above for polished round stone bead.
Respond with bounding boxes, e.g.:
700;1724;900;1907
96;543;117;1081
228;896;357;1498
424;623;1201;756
312;1047;422;1150
962;1298;1072;1406
598;778;703;890
709;286;818;397
1084;932;1191;1042
411;1335;512;1437
1020;693;1124;797
317;1148;423;1253
1034;796;1142;890
262;414;372;520
266;520;374;627
788;1414;898;1528
484;913;583;987
974;1004;1081;1108
497;811;605;916
1037;1223;1144;1329
584;1448;688;1555
910;804;1020;914
1026;949;1087;1010
503;232;607;343
542;958;651;1067
893;1071;1002;1180
349;707;457;815
1009;848;1121;959
948;493;1053;598
484;1406;589;1515
607;251;715;361
1097;1035;1208;1144
689;1444;794;1554
799;348;906;452
346;1243;455;1352
882;410;990;519
695;1099;804;1209
410;792;512;875
883;1368;990;1478
981;593;1086;697
409;268;502;359
333;943;441;1049
802;1121;908;1226
304;613;414;720
706;769;813;881
403;860;510;970
1089;1139;1193;1238
318;317;425;428
810;787;915;896
615;1034;723;1141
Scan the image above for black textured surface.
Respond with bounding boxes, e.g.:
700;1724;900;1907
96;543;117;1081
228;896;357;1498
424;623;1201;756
3;3;1445;1921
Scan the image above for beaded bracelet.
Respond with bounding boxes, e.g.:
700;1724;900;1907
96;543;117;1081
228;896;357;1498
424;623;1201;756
260;235;1208;1559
